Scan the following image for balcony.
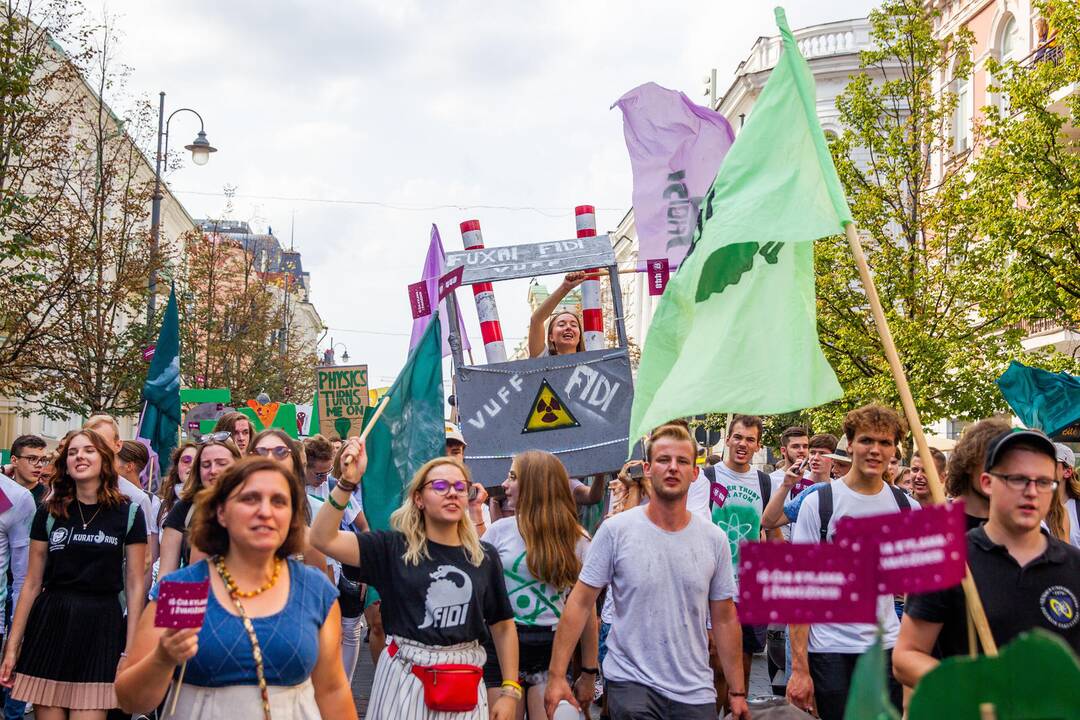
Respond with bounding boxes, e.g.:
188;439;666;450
1018;317;1080;355
731;18;872;77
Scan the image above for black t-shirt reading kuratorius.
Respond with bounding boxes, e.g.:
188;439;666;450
356;530;513;646
31;500;147;595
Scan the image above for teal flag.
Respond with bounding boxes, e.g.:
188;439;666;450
996;361;1080;437
361;313;444;531
629;7;846;448
138;285;182;472
844;635;901;720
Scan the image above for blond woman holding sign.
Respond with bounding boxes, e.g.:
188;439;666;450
115;457;355;719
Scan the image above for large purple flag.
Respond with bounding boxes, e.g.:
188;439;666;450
613;82;735;269
410;225;471;357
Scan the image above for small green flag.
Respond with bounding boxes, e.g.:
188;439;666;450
139;285;182;468
844;635;901;720
629;7;846;447
361;313;445;531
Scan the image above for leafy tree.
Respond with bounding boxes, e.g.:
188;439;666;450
810;0;1023;431
970;0;1080;363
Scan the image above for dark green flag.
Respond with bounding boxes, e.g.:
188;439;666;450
138;285;182;476
996;360;1080;437
361;313;444;531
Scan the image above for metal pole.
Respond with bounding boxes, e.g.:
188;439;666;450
709;68;717;109
147;91;166;336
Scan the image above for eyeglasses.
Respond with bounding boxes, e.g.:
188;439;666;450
14;455;49;467
312;470;331;481
179;455;195;465
425;479;468;496
197;431;232;444
253;446;291;460
988;472;1059;493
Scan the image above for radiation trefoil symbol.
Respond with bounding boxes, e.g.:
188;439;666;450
521;379;580;434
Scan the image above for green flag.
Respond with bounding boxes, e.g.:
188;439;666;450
361;313;444;531
629;7;846;447
844;635;901;720
138;285;182;472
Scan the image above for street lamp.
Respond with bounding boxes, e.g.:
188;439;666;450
327;340;350;365
147;91;218;333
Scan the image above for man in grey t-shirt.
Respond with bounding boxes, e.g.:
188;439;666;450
545;424;750;720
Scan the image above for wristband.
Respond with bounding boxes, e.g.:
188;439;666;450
336;480;359;494
501;679;522;691
579;666;598;675
728;690;747;697
327;493;348;511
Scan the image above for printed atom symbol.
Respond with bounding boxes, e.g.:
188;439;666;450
536;396;562;423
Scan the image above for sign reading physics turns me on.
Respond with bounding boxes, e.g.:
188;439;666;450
315;364;370;438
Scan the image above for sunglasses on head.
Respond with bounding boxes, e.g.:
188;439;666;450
253;446;291;460
197;431;232;444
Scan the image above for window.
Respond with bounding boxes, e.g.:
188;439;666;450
997;15;1020;115
951;61;971;154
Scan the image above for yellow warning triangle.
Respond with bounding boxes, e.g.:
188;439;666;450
522;379;580;434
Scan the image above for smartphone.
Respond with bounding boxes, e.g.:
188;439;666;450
468;485;479;501
485;484;507;502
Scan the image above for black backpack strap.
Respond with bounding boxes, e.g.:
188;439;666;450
757;470;772;508
704;465;716;484
890;485;912;512
818;484;834;543
1074;500;1079;534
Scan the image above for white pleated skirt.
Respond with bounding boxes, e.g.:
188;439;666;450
366;635;488;720
166;678;321;719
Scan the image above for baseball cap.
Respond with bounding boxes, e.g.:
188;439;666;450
445;422;466;446
823;436;850;462
1054;442;1076;468
983;429;1056;471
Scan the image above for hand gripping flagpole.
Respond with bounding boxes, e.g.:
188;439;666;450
843;222;997;656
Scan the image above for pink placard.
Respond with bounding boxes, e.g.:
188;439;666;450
407;280;431;319
737;541;879;625
437;266;465;301
154;580;210;629
0;487;12;515
647;258;670;296
833;502;967;595
710;481;728;508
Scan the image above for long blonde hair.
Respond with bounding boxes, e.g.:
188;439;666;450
390;457;485;567
514;451;587;590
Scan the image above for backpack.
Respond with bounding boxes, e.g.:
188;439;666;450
703;465;772;509
816;482;911;542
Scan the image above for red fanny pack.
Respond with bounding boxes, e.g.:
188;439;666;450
389;640;483;712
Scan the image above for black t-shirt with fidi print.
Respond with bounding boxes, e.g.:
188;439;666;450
30;500;147;595
356;530;513;646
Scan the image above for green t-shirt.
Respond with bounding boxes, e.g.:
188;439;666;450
709;464;765;578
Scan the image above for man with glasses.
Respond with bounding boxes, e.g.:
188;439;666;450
894;428;1080;688
5;435;48;507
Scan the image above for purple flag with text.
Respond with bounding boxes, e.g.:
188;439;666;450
613;82;735;270
409;224;471;357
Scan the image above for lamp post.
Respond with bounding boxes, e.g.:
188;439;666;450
147;91;217;333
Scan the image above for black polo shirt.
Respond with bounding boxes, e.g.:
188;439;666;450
905;527;1080;657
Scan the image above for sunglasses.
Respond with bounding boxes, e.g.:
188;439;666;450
253;446;291;460
197;431;232;444
425;479;468;496
312;470;331;481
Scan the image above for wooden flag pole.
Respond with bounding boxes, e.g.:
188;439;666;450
341;394;392;467
166;660;188;717
843;222;998;656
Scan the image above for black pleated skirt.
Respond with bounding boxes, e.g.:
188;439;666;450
12;590;124;709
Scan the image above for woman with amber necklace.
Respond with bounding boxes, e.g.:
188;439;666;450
115;457;355;719
311;438;520;720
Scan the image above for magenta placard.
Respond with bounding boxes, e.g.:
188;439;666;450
737;541;879;625
710;481;728;508
407;280;431;319
647;258;670;296
155;580;210;629
833;502;967;595
0;488;12;515
437;266;465;301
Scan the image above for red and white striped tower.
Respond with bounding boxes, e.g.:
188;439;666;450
575;204;605;351
459;220;507;364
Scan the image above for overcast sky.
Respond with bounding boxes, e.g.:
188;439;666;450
102;0;875;392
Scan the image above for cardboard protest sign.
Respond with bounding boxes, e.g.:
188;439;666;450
833;502;966;595
237;403;299;439
454;349;634;482
444;235;616;284
737;541;879;625
315;365;370;438
155;579;210;629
